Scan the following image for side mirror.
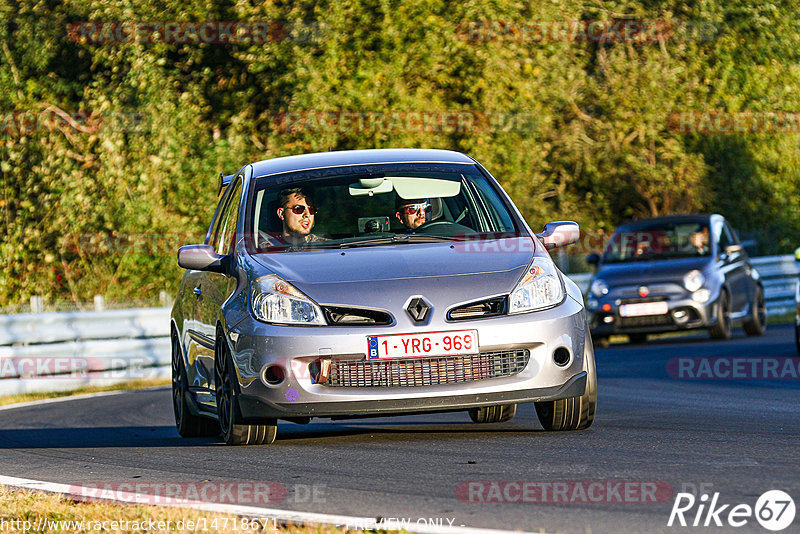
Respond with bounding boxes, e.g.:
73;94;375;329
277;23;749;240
586;253;600;266
536;221;580;250
723;244;743;260
177;244;227;272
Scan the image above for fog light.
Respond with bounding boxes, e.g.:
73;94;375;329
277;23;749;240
672;309;689;325
603;315;615;324
692;289;711;303
261;364;286;386
553;347;571;367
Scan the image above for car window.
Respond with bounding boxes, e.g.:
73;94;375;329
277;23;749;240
603;221;711;263
246;163;521;253
205;187;232;246
724;223;739;244
718;224;733;251
212;177;243;255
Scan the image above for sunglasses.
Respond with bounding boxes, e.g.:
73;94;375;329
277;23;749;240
399;203;430;215
287;204;317;215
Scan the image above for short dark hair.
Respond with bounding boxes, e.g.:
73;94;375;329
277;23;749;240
278;187;314;209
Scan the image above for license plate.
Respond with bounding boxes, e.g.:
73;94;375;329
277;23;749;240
367;330;479;360
619;301;669;317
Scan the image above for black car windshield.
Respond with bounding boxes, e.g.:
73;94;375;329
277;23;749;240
246;163;520;253
602;221;711;263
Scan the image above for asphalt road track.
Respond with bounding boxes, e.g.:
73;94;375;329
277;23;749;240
1;325;798;533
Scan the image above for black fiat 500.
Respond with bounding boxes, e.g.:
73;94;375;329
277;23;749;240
585;214;766;344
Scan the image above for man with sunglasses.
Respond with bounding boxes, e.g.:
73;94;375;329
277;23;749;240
276;187;323;246
395;197;430;233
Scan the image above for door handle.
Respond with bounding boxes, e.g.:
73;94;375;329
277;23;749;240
193;285;202;297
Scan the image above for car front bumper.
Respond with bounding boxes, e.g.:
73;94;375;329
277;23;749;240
226;295;590;422
587;293;720;336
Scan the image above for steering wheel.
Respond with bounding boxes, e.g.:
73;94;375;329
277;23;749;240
416;220;472;236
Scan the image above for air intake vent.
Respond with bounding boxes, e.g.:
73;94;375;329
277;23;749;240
447;297;507;321
323;306;393;326
324;349;529;388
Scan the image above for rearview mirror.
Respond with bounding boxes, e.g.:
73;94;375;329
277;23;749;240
177;244;226;272
536;221;580;250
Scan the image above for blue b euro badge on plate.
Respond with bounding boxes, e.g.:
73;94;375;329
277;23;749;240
367;336;379;359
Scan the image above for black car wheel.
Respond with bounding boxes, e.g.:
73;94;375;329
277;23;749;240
742;286;766;336
709;290;732;340
215;336;277;445
535;328;597;431
469;404;517;423
172;334;220;438
628;333;647;344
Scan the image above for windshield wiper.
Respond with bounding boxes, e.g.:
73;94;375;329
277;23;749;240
337;234;456;249
394;234;458;243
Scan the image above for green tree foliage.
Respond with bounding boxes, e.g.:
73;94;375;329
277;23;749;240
1;0;798;306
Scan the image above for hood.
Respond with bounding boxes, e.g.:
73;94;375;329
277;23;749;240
249;238;535;308
596;257;711;286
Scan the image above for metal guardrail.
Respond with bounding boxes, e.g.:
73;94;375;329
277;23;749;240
0;308;171;395
566;254;799;316
0;255;796;396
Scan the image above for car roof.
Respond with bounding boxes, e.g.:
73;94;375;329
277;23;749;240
248;148;475;178
616;213;716;230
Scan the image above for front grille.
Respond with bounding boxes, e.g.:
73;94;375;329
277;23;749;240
325;349;530;387
619;314;673;327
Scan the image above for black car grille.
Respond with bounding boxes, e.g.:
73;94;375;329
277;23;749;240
619;314;673;327
325;349;530;388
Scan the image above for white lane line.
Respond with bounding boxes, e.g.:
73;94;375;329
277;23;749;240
0;387;169;412
0;475;531;534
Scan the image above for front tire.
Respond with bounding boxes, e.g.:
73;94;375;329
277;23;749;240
709;290;732;340
215;336;277;445
469;404;516;423
172;334;220;438
535;330;597;431
628;333;647;344
742;286;766;336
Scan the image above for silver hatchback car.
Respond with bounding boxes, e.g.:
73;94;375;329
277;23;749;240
171;149;596;445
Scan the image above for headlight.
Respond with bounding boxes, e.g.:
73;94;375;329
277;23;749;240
683;270;705;293
509;258;565;314
250;275;326;325
590;278;609;297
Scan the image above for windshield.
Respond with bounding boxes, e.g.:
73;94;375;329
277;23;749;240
602;221;711;263
246;163;520;253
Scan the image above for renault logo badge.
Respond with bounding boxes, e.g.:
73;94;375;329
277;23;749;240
406;296;431;322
